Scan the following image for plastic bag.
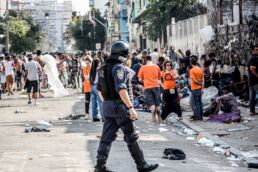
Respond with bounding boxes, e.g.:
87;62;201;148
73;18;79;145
42;54;69;97
180;86;218;111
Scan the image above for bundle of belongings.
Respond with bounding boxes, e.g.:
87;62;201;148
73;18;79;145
206;85;241;123
163;148;186;160
180;86;218;112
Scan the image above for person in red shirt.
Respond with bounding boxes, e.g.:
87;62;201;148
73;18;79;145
138;55;161;123
189;57;204;121
83;57;92;116
161;60;182;120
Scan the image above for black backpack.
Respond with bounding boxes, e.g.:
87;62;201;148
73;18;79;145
163;148;186;160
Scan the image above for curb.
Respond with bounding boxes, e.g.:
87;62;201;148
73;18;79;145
180;118;258;168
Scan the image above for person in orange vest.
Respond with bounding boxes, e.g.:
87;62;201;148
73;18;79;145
83;56;92;116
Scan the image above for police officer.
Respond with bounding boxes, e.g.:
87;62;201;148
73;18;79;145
95;40;159;172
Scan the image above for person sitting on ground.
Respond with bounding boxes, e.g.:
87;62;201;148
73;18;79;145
207;85;241;123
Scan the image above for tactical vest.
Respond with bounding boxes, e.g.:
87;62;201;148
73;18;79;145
98;62;121;101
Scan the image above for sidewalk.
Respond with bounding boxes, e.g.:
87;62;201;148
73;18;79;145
177;106;258;169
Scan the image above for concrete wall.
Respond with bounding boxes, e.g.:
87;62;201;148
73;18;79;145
167;14;209;56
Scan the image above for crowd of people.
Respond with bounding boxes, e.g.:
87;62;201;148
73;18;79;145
122;44;258;122
0;43;257;123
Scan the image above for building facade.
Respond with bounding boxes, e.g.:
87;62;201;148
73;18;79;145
11;0;72;52
105;0;129;46
0;0;7;17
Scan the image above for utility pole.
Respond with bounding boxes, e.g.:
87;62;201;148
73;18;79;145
239;0;243;25
91;16;109;51
5;0;9;53
219;0;223;25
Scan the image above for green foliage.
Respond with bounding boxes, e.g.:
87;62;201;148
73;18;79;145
9;19;30;37
66;9;106;51
0;10;44;53
143;0;207;41
11;37;36;53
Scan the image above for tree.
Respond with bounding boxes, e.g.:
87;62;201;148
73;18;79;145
66;9;106;51
143;0;207;41
0;10;44;53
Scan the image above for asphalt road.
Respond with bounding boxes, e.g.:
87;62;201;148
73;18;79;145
0;93;253;172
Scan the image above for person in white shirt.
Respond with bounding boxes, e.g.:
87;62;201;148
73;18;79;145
3;54;15;95
25;54;41;105
150;48;159;64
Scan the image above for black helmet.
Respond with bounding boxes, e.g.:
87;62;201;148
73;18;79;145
111;40;129;57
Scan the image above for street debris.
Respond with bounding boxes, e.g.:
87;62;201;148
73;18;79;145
226;155;241;161
163;148;186;160
37;120;52;127
227;125;252;132
242;150;258;158
211;131;230;137
247;162;258;169
237;137;248;141
197;137;215;147
213;147;226;154
186;137;195;141
25;120;52;133
177;128;197;136
159;127;168;132
229;161;239;167
15;108;26;113
25;126;50;133
58;114;86;120
242;117;255;121
183;128;197;135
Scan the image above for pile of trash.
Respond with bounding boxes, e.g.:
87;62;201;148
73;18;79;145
166;114;239;159
180;86;218;112
15;108;26;114
58;114;86;120
25;120;52;133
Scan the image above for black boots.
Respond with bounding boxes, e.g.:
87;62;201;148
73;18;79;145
94;160;113;172
128;142;159;172
137;163;159;172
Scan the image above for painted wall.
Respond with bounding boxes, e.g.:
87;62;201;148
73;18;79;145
119;0;129;41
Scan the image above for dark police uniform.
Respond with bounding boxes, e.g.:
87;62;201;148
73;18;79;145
94;41;158;172
96;57;140;161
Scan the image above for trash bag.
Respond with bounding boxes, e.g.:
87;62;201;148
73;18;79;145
207;111;241;124
163;148;186;160
180;86;218;112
